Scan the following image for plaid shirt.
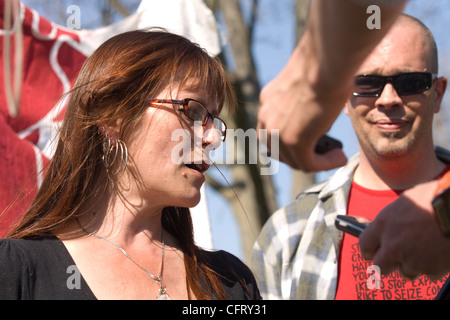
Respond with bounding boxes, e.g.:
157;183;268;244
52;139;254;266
250;147;450;300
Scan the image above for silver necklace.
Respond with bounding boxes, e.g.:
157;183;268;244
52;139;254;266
85;228;170;300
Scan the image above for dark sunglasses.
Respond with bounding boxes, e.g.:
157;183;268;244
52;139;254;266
353;72;436;97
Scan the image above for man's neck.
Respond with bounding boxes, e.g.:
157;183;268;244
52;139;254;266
354;148;446;191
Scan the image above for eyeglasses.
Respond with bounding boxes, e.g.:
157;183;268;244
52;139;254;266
148;98;227;142
353;72;435;97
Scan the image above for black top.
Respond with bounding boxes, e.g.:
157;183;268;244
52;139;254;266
0;237;261;300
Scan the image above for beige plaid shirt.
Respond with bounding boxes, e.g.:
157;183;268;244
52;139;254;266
250;147;450;300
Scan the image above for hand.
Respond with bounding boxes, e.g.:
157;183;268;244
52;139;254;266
257;32;348;172
359;180;450;279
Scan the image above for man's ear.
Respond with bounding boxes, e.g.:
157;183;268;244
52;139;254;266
344;100;351;116
433;76;447;114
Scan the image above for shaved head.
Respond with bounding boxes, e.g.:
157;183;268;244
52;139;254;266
393;14;439;73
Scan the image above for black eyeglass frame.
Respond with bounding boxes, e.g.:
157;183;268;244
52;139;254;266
148;98;227;142
352;72;437;98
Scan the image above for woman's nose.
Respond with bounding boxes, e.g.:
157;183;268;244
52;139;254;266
202;117;222;149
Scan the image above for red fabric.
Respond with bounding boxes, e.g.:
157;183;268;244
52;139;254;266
335;165;450;300
435;170;450;196
0;1;87;236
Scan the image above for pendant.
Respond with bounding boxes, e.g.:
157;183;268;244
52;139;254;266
157;293;170;300
157;284;170;300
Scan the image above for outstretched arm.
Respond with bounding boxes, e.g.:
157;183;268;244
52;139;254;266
258;0;406;171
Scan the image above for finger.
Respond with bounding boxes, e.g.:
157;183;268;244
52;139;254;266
370;248;398;276
399;264;421;281
309;148;347;172
399;270;420;281
354;216;372;224
359;220;382;261
279;145;347;172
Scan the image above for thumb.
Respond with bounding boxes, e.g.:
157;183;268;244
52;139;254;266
359;220;381;261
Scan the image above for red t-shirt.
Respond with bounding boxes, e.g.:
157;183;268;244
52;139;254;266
335;165;450;300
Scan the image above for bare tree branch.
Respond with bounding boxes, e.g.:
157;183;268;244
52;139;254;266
109;0;132;17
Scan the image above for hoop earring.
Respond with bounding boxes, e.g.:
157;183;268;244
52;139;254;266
102;131;128;181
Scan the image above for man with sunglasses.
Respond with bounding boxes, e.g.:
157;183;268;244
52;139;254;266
251;14;450;300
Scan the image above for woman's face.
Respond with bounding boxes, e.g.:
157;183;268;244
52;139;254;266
123;85;223;209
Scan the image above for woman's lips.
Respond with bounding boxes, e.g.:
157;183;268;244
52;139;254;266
185;162;209;185
185;161;210;174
